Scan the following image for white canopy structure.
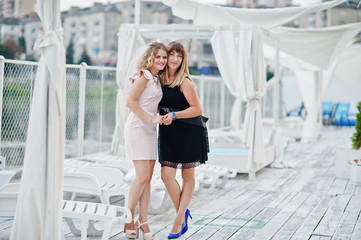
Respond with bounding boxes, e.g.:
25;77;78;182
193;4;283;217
335;44;361;85
10;0;65;239
114;23;278;177
162;0;346;29
111;25;145;155
270;23;361;141
162;0;361;142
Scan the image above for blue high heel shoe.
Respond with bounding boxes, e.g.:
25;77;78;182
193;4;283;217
182;209;193;234
168;223;184;239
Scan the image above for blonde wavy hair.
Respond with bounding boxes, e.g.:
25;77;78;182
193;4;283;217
162;41;190;88
136;42;168;72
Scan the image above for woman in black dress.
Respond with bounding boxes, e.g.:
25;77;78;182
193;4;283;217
159;42;208;239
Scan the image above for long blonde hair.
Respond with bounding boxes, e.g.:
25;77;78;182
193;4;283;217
163;41;190;88
137;42;168;72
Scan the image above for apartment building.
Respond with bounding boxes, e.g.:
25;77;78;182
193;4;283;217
0;0;15;18
289;0;361;28
0;17;19;43
15;0;36;18
226;0;292;8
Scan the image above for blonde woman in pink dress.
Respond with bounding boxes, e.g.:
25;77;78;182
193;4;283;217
123;42;168;240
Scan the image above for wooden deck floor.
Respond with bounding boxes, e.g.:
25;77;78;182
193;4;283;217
1;126;360;240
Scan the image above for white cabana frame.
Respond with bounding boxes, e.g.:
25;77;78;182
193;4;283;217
114;23;279;180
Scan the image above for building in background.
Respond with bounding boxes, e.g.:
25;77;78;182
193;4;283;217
0;17;19;43
15;0;36;18
288;0;361;29
0;0;15;18
225;0;292;8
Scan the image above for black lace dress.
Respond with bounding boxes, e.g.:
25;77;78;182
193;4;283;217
158;84;208;169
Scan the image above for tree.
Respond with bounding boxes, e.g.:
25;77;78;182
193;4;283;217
352;101;361;150
80;48;91;65
5;39;22;53
66;38;74;64
0;43;15;59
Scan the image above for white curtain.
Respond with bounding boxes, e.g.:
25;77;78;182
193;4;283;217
11;0;65;239
211;25;266;171
210;25;253;130
294;71;320;142
242;27;267;171
269;22;361;70
335;44;361;84
162;0;346;29
111;25;145;155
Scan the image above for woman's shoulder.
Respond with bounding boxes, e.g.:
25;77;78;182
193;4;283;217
130;69;153;82
180;75;196;91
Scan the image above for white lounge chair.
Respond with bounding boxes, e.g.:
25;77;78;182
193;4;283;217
0;183;132;240
63;167;129;206
196;164;237;191
63;200;131;240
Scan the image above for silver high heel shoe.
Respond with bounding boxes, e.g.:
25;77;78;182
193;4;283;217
135;220;155;240
124;218;138;239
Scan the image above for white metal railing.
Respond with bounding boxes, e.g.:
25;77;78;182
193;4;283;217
0;58;118;170
0;59;234;170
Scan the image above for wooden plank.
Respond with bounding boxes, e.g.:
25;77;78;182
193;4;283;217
344;180;356;195
251;192;309;240
327;178;348;196
291;195;334;239
309;235;332;240
313;194;351;236
351;203;361;240
272;193;323;240
333;196;361;239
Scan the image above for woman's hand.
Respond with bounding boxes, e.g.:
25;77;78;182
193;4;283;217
162;113;174;125
151;115;164;124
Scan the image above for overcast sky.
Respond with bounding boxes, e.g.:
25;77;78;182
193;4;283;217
60;0;322;11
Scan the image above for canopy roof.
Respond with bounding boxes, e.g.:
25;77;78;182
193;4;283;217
162;0;346;29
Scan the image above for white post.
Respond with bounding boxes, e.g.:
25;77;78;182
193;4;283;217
317;70;323;138
100;69;104;146
273;39;280;124
220;81;225;128
78;62;87;156
0;56;5;156
199;75;205;109
135;0;140;25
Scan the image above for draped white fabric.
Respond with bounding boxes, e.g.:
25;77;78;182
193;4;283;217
270;22;361;70
242;27;267;170
294;71;320;142
162;0;346;29
211;26;266;171
210;26;253;130
335;44;361;84
111;25;145;155
10;0;65;239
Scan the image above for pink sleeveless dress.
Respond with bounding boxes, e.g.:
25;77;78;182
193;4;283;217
124;69;163;161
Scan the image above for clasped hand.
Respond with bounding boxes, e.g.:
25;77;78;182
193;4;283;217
152;113;174;125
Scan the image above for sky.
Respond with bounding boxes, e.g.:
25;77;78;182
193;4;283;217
60;0;322;11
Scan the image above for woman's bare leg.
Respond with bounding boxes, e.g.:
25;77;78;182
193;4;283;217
125;160;154;231
138;160;156;233
161;166;184;234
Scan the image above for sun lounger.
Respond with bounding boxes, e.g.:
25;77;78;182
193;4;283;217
0;183;132;240
333;102;352;126
63;167;129;206
322;101;334;125
63;200;131;240
196;164;237;191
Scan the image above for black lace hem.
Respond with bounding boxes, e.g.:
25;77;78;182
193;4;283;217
161;161;203;169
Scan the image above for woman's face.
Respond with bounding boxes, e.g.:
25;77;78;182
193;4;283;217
168;50;183;70
152;49;167;71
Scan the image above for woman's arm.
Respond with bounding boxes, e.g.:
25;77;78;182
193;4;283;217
126;76;163;124
163;78;202;125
